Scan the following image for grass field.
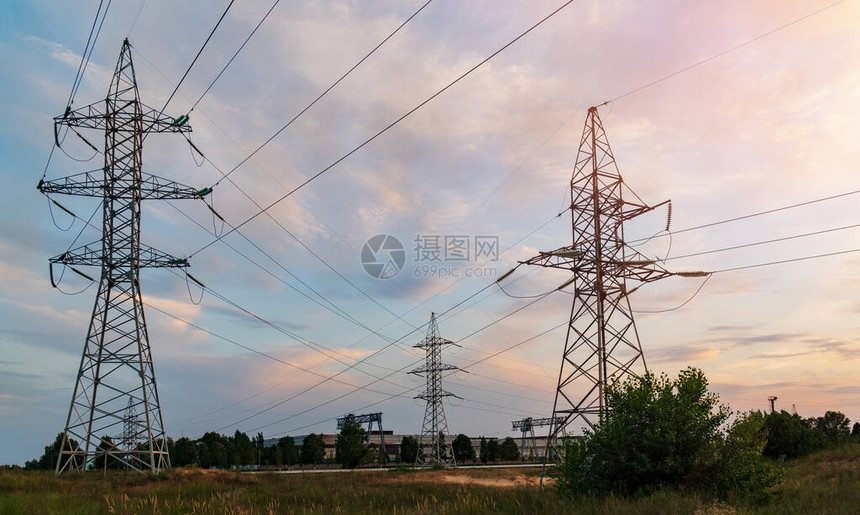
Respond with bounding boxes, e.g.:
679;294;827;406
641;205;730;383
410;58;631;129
2;445;859;514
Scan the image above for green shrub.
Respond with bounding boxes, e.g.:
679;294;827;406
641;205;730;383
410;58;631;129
556;367;781;500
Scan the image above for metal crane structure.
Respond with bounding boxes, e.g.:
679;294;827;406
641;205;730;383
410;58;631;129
39;39;204;474
521;106;707;470
511;416;564;460
409;312;459;467
336;412;387;459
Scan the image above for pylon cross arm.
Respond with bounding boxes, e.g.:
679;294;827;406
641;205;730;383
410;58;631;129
55;101;192;134
520;245;585;269
50;242;189;268
619;198;670;222
38;171;204;200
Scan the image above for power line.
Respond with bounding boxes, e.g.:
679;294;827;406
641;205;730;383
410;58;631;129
209;0;434;188
40;0;111;182
631;274;713;314
187;0;283;113
218;289;555;435
711;247;860;274
66;0;111;110
273;319;567;438
663;222;860;261
463;103;584;222
44;145;564;406
138;1;439;338
605;0;848;104
629;188;860;244
190;0;578;258
55;135;426;367
127;0;147;36
156;0;235;116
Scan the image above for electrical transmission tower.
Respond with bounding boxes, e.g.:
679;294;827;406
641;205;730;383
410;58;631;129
120;397;141;453
409;312;459;467
39;39;203;474
337;412;387;460
522;106;706;466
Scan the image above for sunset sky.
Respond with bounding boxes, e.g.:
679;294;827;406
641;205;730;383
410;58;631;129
1;0;859;466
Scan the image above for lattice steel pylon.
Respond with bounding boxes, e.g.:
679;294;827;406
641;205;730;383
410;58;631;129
120;397;141;453
39;39;203;474
522;107;706;470
409;312;459;467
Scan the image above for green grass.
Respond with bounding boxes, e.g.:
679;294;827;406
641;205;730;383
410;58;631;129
2;445;859;514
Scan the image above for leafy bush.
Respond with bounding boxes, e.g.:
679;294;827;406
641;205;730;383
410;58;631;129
556;367;781;500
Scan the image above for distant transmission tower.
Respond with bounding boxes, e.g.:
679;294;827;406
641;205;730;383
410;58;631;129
39;39;203;474
409;312;459;466
522;107;706;468
120;397;141;452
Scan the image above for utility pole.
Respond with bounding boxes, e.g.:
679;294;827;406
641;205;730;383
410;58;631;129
40;40;204;474
521;107;706;478
409;312;459;467
768;396;778;413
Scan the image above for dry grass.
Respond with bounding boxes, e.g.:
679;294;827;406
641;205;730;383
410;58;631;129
2;446;859;514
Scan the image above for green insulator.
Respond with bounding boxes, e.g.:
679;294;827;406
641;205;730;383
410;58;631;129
196;187;213;197
173;114;189;126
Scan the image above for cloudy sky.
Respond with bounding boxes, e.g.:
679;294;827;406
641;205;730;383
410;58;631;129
1;0;858;465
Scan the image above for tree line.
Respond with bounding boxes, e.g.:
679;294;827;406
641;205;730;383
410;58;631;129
26;424;524;470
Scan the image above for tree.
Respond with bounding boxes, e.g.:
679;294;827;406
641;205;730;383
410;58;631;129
335;423;370;469
172;437;197;467
704;411;783;499
233;430;254;468
499;437;519;461
762;410;819;459
254;432;266;467
556;367;779;499
300;433;326;467
400;435;419;464
376;445;389;465
814;411;851;447
277;436;299;467
852;422;860;439
486;439;499;463
478;437;488;464
452;434;475;463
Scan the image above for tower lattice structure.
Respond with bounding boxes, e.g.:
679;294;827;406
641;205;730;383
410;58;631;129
409;312;459;466
522;106;704;463
39;40;203;474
